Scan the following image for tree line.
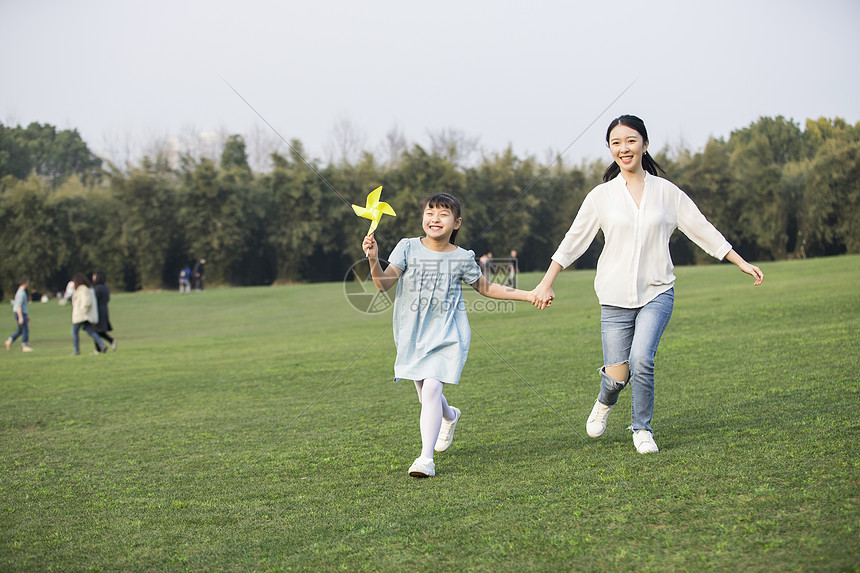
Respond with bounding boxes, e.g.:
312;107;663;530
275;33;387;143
1;116;858;298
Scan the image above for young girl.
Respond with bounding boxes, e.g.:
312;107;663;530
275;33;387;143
533;115;763;454
363;193;538;477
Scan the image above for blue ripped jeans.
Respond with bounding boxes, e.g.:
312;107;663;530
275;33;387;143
597;288;674;433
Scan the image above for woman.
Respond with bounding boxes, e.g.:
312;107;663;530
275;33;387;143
92;271;116;352
533;115;763;454
71;273;109;356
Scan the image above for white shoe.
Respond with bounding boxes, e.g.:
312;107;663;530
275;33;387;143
633;430;659;454
408;457;435;478
586;400;613;438
434;407;461;452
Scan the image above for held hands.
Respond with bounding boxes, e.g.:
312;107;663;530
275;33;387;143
532;282;555;310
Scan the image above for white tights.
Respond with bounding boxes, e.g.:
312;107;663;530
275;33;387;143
414;378;456;460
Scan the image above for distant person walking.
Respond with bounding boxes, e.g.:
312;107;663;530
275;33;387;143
5;277;34;352
533;115;763;454
92;271;117;352
179;265;192;294
70;273;108;356
192;258;206;292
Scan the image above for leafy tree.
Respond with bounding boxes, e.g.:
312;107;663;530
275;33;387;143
1;122;103;186
0;177;66;293
462;147;539;261
381;145;466;257
803;117;860;156
261;143;327;282
800;138;860;256
671;139;737;264
0;124;32;181
726;116;805;260
729;116;804;165
220;134;252;176
520;162;594;272
180;155;250;285
110;155;181;289
313;152;381;281
46;175;123;291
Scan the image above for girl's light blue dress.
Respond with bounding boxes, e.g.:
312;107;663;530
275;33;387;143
388;237;482;384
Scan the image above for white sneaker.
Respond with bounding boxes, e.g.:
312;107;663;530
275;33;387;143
633;430;659;454
586;400;613;438
408;457;435;478
434;407;461;452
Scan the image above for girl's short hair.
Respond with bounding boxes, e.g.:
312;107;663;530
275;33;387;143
93;270;106;285
602;114;666;182
420;193;462;244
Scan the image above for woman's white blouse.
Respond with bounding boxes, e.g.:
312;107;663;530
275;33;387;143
551;174;732;308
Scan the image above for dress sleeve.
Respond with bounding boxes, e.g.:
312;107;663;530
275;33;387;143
551;192;601;269
676;189;732;260
460;249;483;284
387;238;409;272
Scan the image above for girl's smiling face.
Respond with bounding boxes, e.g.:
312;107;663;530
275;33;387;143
423;205;462;242
608;124;648;175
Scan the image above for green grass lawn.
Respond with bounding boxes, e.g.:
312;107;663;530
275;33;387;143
1;255;858;572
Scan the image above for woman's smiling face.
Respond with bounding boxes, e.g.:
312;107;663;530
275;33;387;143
608;124;649;175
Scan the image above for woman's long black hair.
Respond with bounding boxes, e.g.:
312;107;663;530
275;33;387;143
420;193;462;244
602;114;666;183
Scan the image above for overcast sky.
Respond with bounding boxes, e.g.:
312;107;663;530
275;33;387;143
2;0;859;168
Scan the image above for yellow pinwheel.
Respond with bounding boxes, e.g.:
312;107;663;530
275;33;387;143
352;185;396;235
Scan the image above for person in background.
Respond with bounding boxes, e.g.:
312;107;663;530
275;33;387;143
59;279;75;306
5;277;34;352
507;249;519;287
70;273;108;356
179;265;192;294
92;271;117;352
192;258;206;292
